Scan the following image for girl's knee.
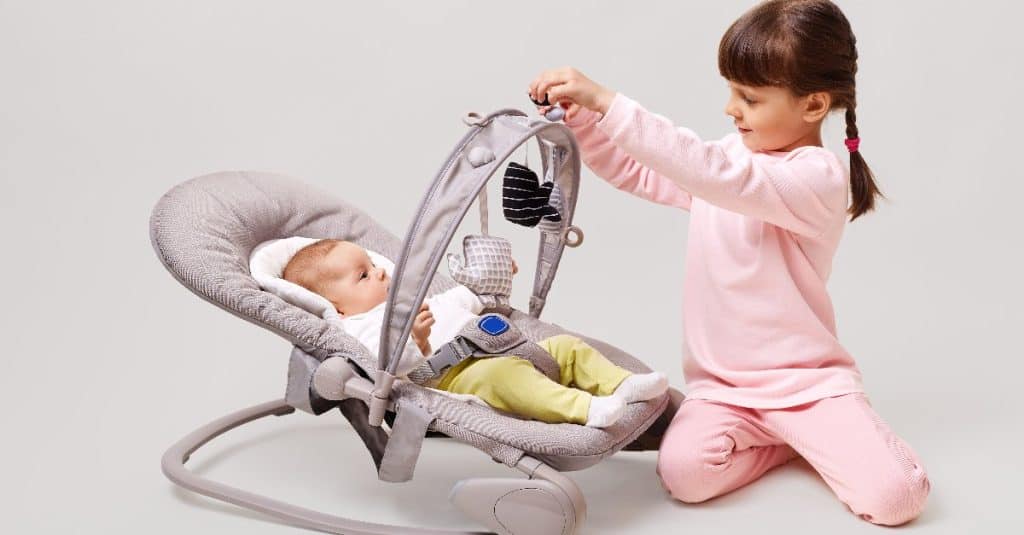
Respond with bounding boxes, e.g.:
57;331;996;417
656;438;733;503
657;448;703;503
852;464;930;526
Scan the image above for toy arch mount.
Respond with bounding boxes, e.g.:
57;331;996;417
151;107;684;535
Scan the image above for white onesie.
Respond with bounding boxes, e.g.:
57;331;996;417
338;284;485;378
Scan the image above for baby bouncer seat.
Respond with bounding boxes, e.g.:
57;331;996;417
150;108;681;534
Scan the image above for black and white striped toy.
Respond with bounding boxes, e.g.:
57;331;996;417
502;162;562;228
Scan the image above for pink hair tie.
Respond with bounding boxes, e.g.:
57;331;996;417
844;137;861;153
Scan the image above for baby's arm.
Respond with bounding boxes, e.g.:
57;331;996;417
566;107;693;211
596;94;846;237
411;303;434;356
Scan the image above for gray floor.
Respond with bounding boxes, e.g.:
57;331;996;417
163;411;1005;535
3;1;1021;533
31;392;1007;534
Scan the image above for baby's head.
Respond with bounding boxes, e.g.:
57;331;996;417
283;239;389;317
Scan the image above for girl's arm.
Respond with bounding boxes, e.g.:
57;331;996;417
565;107;692;211
595;94;846;237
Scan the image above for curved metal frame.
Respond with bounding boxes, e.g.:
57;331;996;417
372;111;583;426
379;113;581;374
162;398;586;535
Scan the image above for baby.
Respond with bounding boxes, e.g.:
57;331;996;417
283;239;668;427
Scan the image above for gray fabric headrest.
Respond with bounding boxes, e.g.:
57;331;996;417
249;236;395;320
149;171;455;360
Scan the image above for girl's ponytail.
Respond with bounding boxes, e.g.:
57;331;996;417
844;106;882;221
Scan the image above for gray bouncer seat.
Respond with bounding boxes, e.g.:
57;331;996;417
150;108;683;535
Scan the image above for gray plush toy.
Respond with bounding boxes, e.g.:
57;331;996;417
447;234;515;310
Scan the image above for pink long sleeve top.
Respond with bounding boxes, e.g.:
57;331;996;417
566;94;863;408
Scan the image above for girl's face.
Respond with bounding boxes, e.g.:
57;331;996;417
724;81;828;152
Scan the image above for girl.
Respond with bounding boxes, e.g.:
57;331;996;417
528;0;929;526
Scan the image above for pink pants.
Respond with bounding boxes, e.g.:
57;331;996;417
657;393;930;525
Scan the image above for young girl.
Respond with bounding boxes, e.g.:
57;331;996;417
528;0;929;526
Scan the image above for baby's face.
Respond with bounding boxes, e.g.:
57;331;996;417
318;242;390;316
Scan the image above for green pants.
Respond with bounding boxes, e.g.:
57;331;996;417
435;334;631;425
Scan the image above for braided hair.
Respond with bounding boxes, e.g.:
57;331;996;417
718;0;882;221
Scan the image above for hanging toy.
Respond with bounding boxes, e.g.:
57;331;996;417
447;234;515;310
448;148;516;310
536;180;564;235
529;94;566;122
502;162;562;228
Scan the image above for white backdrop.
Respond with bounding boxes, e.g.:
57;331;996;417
1;1;1020;533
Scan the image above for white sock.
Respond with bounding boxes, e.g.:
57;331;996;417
585;395;625;428
613;372;669;403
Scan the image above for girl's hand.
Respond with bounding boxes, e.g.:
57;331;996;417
528;67;615;121
412;303;434;356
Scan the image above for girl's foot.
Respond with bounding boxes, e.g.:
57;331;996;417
585;395;626;428
614;372;669;403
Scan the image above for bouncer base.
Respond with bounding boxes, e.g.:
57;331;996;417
162;398;586;535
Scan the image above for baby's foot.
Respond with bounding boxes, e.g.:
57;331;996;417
613;372;669;403
585;395;626;428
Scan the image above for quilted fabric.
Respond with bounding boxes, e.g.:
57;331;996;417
446;234;514;308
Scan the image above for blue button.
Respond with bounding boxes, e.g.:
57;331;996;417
478;315;509;336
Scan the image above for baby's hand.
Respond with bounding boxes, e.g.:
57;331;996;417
511;259;519;276
528;67;615;121
412;303;434;356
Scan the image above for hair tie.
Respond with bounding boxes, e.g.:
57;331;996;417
844;137;861;153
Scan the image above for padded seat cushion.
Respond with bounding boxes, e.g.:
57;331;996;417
150;171;667;471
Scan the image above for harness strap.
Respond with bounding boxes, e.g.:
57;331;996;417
478;186;489;236
426;336;476;377
369;314;561;482
423;314;560;383
378;398;434;483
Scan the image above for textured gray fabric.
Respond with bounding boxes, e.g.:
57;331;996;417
150;171;667;473
536;141;565;235
149;170;455;375
392;309;668;472
421;314;561;384
447;234;515;308
530;142;576;317
378;398;434;483
380;113;581;373
286;346;319;414
405;310;556;384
